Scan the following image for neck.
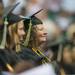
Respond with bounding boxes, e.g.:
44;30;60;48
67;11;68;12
35;42;45;52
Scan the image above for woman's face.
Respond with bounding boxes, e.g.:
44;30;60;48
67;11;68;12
34;24;47;44
17;21;25;41
63;46;72;64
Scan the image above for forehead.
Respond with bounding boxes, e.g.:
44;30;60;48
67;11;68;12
18;20;24;27
35;24;44;28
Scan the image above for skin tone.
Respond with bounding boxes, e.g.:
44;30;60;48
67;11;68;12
7;20;26;49
34;24;47;45
17;21;26;41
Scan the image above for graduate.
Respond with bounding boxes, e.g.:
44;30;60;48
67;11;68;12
0;2;34;74
22;9;53;65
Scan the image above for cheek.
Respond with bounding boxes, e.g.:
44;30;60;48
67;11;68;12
17;30;22;36
36;31;43;37
36;31;47;42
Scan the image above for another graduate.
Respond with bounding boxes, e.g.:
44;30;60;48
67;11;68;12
22;10;52;65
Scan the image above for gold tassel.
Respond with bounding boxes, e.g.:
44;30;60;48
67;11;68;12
60;68;66;75
24;19;32;47
16;44;21;53
57;44;63;62
0;17;8;49
32;48;51;63
6;64;14;72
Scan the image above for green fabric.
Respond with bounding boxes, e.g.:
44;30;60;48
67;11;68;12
0;49;19;71
17;47;43;65
24;16;43;31
6;13;23;26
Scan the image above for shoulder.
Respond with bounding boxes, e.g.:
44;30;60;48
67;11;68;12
17;48;41;61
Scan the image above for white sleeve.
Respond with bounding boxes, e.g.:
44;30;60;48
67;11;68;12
18;63;56;75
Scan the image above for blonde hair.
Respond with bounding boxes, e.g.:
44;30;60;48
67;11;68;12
6;23;21;52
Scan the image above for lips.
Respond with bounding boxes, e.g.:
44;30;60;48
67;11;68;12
41;35;47;38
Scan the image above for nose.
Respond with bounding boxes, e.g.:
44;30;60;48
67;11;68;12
22;30;26;36
44;32;47;35
43;30;48;36
43;26;48;35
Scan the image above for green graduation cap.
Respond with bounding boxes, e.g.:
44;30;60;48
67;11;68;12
23;9;43;31
6;13;23;26
3;2;25;26
24;16;43;31
23;9;43;47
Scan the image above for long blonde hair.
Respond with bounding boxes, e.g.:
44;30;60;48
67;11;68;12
6;23;21;52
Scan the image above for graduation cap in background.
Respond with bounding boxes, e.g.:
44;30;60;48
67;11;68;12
22;9;43;47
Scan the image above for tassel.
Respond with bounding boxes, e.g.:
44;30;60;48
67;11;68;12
24;19;32;47
0;17;8;49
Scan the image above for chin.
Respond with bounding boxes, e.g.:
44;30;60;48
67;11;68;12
40;39;47;43
20;38;24;41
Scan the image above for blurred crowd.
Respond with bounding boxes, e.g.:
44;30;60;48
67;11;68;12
0;0;75;75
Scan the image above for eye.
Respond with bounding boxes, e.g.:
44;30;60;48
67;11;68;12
19;27;24;31
37;27;44;31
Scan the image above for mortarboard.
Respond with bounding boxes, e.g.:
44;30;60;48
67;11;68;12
22;9;43;47
24;15;43;31
20;9;43;31
6;13;23;26
0;2;20;49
